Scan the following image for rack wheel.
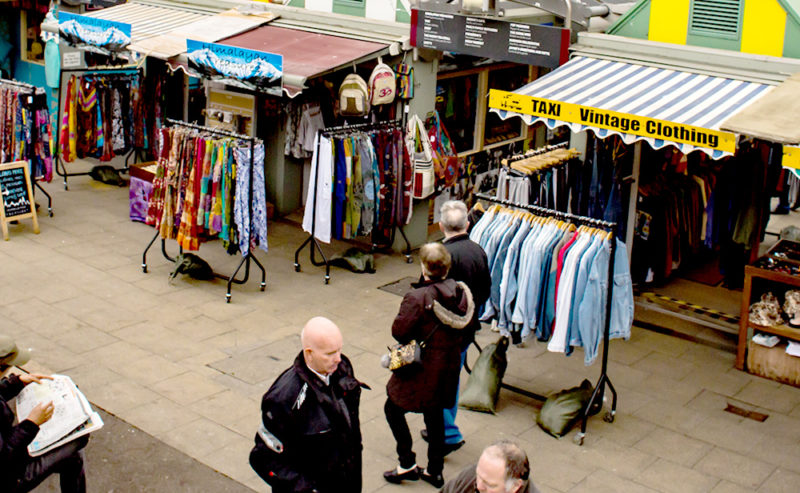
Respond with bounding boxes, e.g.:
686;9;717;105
260;282;266;292
142;264;148;274
405;255;413;264
294;263;301;272
226;293;231;303
64;184;68;191
324;275;330;285
573;433;584;446
603;411;615;423
48;209;53;217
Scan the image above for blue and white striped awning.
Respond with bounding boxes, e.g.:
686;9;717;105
490;56;776;159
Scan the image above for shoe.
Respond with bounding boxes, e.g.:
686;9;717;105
419;430;465;456
383;466;420;484
419;469;445;488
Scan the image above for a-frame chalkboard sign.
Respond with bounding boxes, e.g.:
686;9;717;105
0;161;39;240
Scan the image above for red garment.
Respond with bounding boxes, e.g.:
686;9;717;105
554;230;580;312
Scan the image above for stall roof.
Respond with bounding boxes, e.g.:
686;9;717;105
490;55;774;159
218;26;389;97
43;0;273;59
720;73;800;145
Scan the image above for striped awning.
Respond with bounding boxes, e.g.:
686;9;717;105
489;56;776;159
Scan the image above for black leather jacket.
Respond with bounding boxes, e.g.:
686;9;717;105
250;353;365;493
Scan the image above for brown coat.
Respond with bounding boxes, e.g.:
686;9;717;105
386;279;474;412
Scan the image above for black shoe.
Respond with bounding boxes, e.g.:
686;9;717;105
383;466;420;484
419;430;465;456
420;469;445;488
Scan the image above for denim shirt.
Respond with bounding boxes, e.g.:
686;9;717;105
469;207;496;245
577;238;634;365
498;218;533;330
566;234;603;352
514;223;559;340
511;222;544;336
482;217;521;321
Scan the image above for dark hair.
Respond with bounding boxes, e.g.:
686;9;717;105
486;440;530;484
419;242;451;281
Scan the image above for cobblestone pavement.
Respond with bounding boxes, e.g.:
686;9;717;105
3;168;800;492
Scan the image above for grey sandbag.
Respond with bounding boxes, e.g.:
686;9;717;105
89;165;127;187
458;336;509;414
536;379;594;438
170;253;214;282
330;247;376;273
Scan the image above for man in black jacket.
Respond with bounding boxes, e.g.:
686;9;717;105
250;317;365;493
422;200;491;455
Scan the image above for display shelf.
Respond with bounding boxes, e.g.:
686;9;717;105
737;264;800;370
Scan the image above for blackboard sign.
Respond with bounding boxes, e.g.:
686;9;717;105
410;9;569;69
0;161;39;240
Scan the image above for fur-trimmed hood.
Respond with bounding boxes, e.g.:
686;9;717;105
433;281;474;329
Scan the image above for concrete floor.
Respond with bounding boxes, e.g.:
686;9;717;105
3;166;800;492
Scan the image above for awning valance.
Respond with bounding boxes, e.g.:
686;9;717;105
489;56;775;159
218;26;389;98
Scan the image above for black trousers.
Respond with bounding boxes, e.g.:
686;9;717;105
17;435;88;493
384;397;445;475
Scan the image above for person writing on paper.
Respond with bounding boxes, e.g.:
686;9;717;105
0;336;88;493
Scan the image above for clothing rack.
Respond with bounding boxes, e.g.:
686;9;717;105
53;67;143;190
294;120;412;285
0;77;53;216
473;192;618;446
141;118;266;302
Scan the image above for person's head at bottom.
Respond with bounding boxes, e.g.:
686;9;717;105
476;440;530;493
301;316;343;376
419;242;451;281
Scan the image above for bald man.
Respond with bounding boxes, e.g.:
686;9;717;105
250;317;366;493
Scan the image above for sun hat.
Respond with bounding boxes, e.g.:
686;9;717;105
0;336;31;368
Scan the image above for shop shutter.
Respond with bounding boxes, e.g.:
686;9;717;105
689;0;743;38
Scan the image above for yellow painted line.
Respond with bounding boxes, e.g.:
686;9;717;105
742;0;786;57
649;0;690;45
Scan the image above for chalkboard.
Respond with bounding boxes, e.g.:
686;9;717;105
0;161;39;240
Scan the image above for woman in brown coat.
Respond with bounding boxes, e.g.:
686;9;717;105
383;243;474;489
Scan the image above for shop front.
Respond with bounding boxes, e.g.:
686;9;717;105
489;32;800;352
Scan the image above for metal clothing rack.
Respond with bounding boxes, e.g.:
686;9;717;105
0;78;54;216
294;120;412;285
53;67;143;190
142;118;266;302
473;192;618;446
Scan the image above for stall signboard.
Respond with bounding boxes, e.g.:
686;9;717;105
0;161;39;240
58;12;132;54
410;9;569;68
186;39;283;96
489;89;737;154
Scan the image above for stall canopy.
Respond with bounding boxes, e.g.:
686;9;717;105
489;55;775;159
218;26;389;98
45;0;273;59
720;72;800;145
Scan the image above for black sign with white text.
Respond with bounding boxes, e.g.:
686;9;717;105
411;9;569;68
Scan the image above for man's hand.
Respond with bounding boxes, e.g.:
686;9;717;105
27;401;54;426
19;374;53;386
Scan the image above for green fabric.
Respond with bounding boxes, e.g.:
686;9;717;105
536;379;594;438
458;337;509;414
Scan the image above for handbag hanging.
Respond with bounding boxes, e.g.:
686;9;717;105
407;114;435;199
385;320;442;372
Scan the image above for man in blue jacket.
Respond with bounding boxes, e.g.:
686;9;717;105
421;200;491;455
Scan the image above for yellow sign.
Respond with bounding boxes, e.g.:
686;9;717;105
784;146;800;169
489;89;737;153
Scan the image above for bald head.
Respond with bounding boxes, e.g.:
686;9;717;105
301;317;343;376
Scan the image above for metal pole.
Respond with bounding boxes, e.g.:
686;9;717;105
625;141;642;264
